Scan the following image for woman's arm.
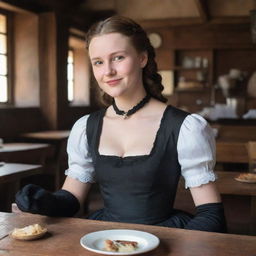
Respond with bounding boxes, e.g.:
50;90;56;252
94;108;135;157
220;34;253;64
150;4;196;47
185;182;227;232
62;176;91;209
189;182;221;206
15;177;92;217
177;114;226;232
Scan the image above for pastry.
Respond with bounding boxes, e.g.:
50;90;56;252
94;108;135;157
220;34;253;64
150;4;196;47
104;239;138;252
11;224;47;240
235;173;256;183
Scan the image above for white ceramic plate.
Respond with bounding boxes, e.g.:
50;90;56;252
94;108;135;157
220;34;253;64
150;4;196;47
80;229;160;255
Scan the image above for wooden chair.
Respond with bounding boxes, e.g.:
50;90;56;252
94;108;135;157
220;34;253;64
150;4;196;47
247;141;256;173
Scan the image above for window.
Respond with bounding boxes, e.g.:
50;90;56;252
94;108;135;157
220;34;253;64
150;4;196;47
67;49;74;102
68;28;90;106
0;12;8;103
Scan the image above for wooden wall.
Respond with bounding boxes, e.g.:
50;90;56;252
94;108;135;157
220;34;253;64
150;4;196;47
147;23;256;112
0;10;95;140
0;8;256;140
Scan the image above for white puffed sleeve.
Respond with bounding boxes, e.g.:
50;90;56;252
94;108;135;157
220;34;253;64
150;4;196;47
177;114;217;188
64;115;95;183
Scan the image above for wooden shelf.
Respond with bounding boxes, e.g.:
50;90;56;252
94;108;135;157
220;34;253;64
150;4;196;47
175;88;205;92
173;66;208;71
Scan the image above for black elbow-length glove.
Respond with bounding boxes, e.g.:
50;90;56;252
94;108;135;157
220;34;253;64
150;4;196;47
185;202;227;233
15;184;80;217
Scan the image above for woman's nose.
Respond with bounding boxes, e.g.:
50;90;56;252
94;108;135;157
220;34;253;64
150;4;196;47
104;63;116;76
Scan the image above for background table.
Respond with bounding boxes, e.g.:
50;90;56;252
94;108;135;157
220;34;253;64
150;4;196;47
0;142;56;192
0;212;255;256
21;130;70;141
176;171;256;235
20;131;70;189
0;143;53;164
0;163;42;183
0;163;42;212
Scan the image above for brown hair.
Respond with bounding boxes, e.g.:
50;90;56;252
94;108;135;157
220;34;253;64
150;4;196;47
86;15;167;105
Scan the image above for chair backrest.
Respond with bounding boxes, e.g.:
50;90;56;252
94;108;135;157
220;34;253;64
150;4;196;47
247;141;256;172
212;125;256;141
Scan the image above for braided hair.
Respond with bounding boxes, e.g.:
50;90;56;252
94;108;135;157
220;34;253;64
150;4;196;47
85;15;167;105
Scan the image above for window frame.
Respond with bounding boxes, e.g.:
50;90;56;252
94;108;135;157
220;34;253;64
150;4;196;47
68;28;91;107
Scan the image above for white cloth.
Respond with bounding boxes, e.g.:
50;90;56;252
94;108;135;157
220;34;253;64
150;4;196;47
65;115;95;183
177;114;216;188
65;113;216;188
243;109;256;119
197;104;238;121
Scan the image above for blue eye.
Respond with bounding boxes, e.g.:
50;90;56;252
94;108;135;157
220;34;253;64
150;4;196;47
93;60;103;66
113;56;124;61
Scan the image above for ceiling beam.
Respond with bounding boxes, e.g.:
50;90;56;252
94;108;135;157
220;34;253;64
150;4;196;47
137;17;203;29
193;0;209;22
0;0;85;13
210;17;250;25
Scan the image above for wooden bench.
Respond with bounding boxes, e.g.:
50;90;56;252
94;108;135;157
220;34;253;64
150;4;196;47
216;141;248;163
212;124;256;164
212;125;256;142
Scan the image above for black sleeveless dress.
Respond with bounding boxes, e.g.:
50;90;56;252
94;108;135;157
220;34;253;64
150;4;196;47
86;105;193;228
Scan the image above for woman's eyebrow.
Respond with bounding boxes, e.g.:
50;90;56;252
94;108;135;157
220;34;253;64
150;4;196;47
91;51;127;61
91;57;101;61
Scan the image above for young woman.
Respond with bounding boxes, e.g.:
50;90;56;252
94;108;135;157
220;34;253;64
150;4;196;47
16;16;226;232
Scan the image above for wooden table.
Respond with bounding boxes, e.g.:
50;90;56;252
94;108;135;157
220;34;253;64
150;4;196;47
178;171;256;235
215;171;256;197
0;163;42;184
216;171;256;235
0;143;51;153
20;131;70;190
21;130;70;141
0;163;42;212
0;143;53;164
0;212;255;256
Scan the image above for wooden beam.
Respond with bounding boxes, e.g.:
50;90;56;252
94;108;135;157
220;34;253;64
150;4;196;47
137;17;203;29
0;0;50;13
0;0;84;13
193;0;209;22
210;16;250;24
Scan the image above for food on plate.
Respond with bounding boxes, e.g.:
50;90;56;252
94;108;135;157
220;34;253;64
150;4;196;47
11;223;47;240
104;239;138;252
235;173;256;182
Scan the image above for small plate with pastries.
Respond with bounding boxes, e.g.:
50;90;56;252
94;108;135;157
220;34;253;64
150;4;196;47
10;223;47;241
235;173;256;183
80;229;159;255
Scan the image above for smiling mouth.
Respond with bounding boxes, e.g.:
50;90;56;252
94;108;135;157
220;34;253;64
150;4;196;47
106;78;122;86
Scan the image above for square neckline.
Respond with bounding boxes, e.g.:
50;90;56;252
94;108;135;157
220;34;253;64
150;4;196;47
95;105;169;160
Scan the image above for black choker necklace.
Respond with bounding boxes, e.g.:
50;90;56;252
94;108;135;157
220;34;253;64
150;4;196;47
112;94;151;119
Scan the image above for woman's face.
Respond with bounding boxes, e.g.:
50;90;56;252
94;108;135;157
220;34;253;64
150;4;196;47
88;32;147;98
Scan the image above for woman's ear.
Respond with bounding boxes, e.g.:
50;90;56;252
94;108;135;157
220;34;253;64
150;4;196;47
140;51;148;68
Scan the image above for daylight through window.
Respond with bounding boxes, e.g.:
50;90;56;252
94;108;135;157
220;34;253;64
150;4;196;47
0;13;8;103
67;49;74;102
